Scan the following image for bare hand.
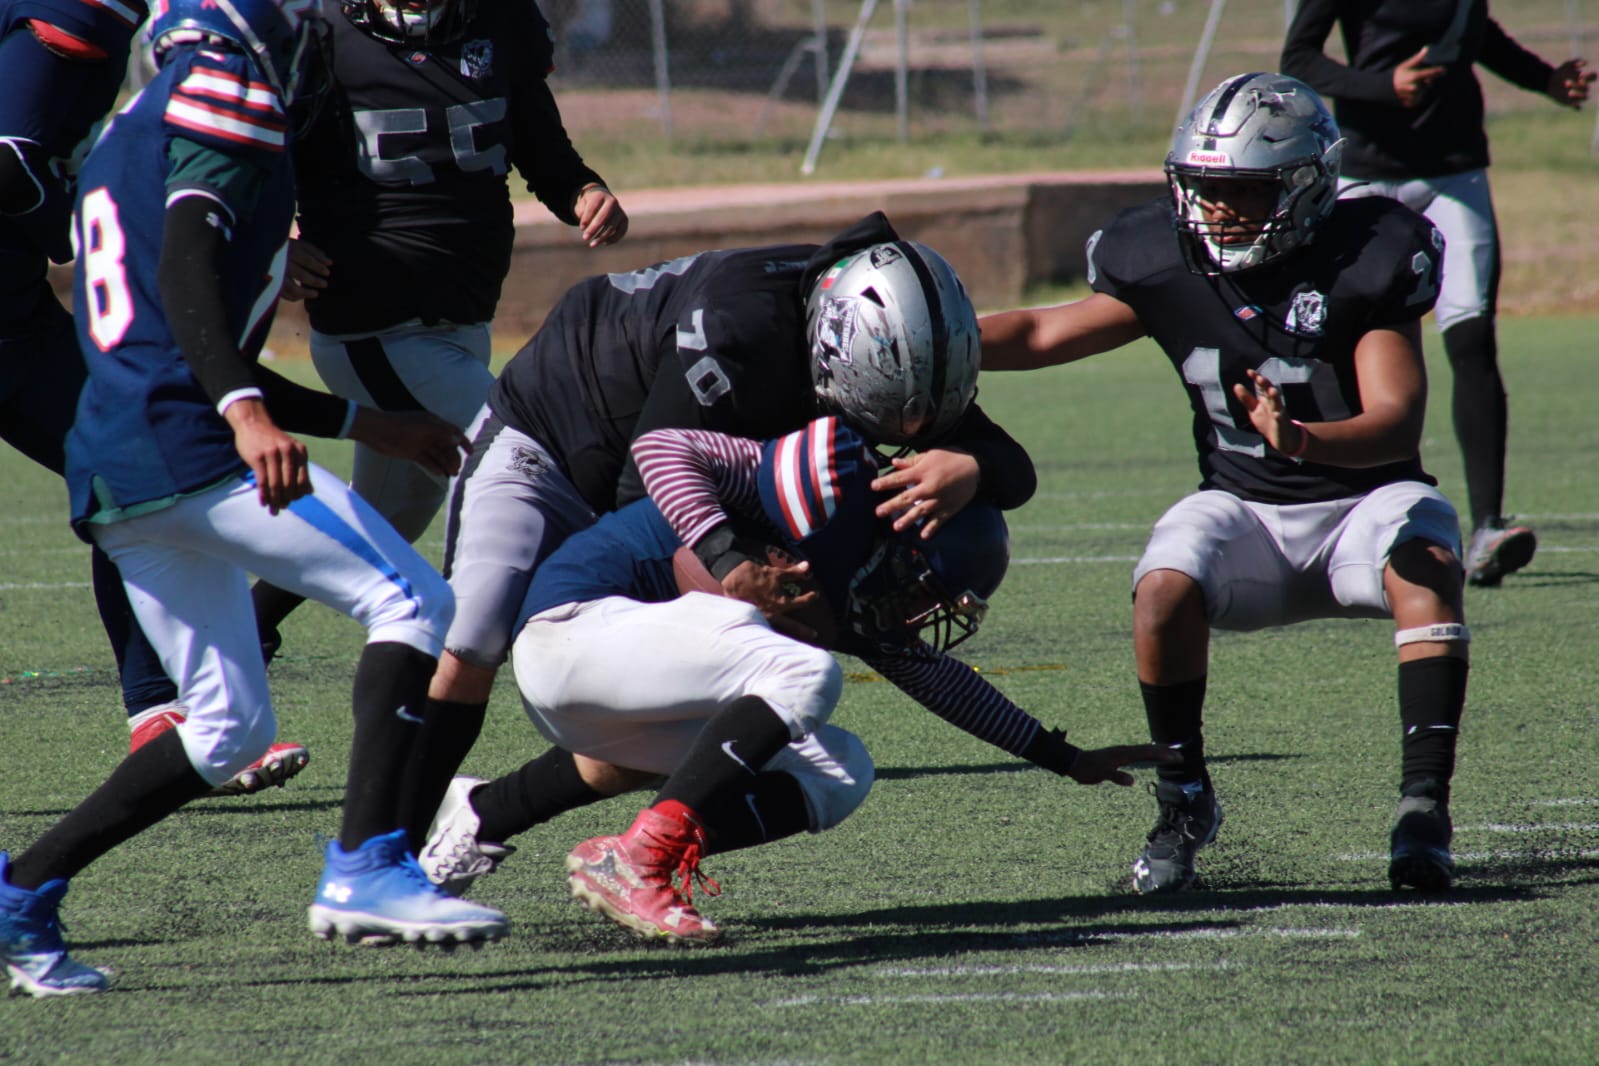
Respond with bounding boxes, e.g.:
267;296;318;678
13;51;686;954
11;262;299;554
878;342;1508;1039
722;557;825;644
1067;743;1183;787
574;184;628;247
347;408;470;477
225;398;311;514
279;237;331;303
1232;368;1304;457
871;448;981;537
1393;47;1446;108
1548;58;1595;108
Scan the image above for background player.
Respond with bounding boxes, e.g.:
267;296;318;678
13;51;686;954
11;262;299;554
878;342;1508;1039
248;0;628;653
1282;1;1594;587
420;417;1171;942
980;74;1470;895
0;0;307;793
1;0;504;997
400;214;1039;853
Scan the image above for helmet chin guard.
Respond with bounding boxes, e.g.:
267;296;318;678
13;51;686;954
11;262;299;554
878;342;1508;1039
1166;72;1345;275
843;501;1010;652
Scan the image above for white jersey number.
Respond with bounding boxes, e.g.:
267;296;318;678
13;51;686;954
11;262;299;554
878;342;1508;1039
78;187;135;351
1181;347;1351;456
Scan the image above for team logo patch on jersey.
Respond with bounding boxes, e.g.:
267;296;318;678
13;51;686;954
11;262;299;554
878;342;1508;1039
461;40;494;79
1234;304;1261;321
1285;289;1327;336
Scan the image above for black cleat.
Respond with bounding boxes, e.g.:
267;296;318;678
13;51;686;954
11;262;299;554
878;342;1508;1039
1389;782;1455;891
1133;779;1223;894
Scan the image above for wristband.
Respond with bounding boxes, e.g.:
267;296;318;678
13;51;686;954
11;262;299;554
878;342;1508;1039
1020;726;1082;777
1285;419;1311;461
692;524;768;581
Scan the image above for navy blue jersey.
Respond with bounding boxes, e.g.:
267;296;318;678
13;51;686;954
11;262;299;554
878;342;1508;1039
1088;195;1440;504
65;43;296;529
490;212;1035;515
293;0;603;333
524;418;887;658
0;0;147;324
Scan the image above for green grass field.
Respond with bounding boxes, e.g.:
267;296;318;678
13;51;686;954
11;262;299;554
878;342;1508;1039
2;317;1597;1064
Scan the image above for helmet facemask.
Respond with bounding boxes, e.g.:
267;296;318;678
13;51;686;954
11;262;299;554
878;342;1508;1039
840;502;1008;652
342;0;475;45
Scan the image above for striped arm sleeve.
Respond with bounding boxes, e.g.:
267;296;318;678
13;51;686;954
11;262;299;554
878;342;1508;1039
865;643;1042;758
632;427;765;547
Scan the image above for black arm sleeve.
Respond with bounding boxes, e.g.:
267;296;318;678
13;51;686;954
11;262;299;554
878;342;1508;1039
1478;19;1555;93
939;402;1037;510
254;366;354;439
508;76;605;227
1280;0;1398;104
159;194;258;405
161;195;353;436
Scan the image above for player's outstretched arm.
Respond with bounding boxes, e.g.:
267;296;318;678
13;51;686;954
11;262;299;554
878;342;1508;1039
1065;744;1183;787
346;408;470;478
977;293;1145;372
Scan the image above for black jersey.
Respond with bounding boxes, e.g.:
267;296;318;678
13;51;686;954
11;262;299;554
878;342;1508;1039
1088;196;1441;504
490;212;1036;515
1282;0;1554;180
293;0;603;334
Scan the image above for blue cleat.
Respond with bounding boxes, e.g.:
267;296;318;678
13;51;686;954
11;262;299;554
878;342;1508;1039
308;830;508;947
1;853;110;997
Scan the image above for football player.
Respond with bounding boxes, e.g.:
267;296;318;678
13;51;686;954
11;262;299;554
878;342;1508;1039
419;416;1170;942
399;213;1040;857
979;74;1470;894
0;0;507;997
247;0;628;648
1283;2;1593;586
0;0;311;792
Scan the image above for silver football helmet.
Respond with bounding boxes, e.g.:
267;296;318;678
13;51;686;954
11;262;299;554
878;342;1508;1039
805;241;980;447
1167;72;1345;274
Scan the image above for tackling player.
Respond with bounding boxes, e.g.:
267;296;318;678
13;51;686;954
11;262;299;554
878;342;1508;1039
0;0;507;997
248;0;628;649
399;214;1040;857
419;417;1170;943
980;74;1470;895
0;0;308;793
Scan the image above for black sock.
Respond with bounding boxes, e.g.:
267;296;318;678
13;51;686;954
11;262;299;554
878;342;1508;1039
341;642;435;850
1140;677;1209;785
1398;656;1469;803
1441;316;1507;528
251;579;308;643
9;726;209;889
396;698;488;853
699;772;812;855
472;747;607;844
655;696;794;814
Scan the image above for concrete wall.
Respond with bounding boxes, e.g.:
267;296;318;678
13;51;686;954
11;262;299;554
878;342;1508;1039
267;169;1166;348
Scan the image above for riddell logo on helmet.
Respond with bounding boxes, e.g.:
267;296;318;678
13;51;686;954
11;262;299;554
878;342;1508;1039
1186;150;1231;166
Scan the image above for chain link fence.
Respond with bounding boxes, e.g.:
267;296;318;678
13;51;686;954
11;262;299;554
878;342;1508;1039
542;0;1598;168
